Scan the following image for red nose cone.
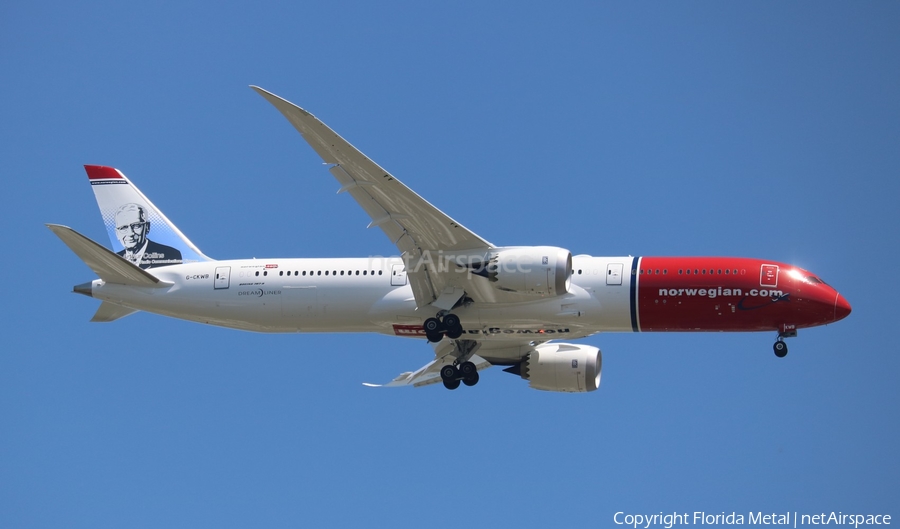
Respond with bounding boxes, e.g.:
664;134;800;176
834;293;852;322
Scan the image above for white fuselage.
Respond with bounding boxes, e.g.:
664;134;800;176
88;255;636;341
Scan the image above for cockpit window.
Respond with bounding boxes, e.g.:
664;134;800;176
789;269;829;286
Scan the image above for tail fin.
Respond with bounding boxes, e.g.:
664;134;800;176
85;165;211;268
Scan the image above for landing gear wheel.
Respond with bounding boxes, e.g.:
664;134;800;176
773;340;788;358
443;314;460;329
459;362;478;386
440;364;459;382
443;314;463;339
426;331;444;343
423;318;442;334
440;365;461;390
459;361;477;376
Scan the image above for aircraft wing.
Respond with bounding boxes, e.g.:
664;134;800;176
252;87;495;309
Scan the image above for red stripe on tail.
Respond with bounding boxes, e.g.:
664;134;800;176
84;165;122;180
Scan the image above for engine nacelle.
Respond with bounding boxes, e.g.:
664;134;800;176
520;343;602;393
483;246;572;297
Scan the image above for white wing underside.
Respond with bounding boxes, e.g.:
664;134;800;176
252;86;514;309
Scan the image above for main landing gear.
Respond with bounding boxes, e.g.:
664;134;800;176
440;361;479;390
423;312;480;390
423;313;464;342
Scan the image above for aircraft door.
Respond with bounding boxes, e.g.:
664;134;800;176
391;264;408;286
606;263;623;285
760;264;779;287
214;266;231;289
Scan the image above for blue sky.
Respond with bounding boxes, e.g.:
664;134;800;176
2;2;898;527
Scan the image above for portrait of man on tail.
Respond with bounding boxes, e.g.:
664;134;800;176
114;203;182;269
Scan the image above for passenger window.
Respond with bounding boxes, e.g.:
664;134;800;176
255;271;259;277
378;270;383;275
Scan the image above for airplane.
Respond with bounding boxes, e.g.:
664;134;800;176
47;86;852;392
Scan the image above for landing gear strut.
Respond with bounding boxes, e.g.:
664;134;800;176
440;361;478;390
423;313;464;342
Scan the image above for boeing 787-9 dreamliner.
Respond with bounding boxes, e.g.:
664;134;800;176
48;87;851;392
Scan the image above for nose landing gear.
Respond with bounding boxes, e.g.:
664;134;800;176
773;327;797;358
773;339;788;358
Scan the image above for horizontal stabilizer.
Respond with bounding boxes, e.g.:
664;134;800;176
46;224;167;287
91;301;138;322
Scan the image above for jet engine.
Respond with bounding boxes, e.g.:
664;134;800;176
475;246;572;297
514;343;602;393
